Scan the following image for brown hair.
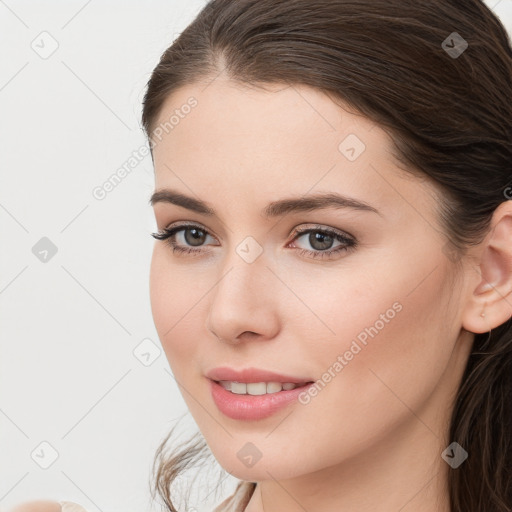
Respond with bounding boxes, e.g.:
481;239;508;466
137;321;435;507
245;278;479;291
142;1;512;510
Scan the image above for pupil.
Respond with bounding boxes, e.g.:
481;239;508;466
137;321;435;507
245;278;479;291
185;228;205;247
310;232;333;251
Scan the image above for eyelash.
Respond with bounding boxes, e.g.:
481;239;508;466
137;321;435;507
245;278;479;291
151;222;357;260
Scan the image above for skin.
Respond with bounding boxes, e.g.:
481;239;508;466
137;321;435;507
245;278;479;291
6;501;62;512
149;76;512;512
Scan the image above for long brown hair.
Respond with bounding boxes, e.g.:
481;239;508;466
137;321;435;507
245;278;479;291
142;1;512;510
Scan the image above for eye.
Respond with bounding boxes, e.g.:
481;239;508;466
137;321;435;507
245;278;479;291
288;225;356;260
151;223;218;256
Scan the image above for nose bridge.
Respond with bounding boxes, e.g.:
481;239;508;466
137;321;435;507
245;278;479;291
214;242;269;313
217;232;269;296
206;239;279;341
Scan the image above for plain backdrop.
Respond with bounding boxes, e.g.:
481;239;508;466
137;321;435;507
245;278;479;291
1;1;511;512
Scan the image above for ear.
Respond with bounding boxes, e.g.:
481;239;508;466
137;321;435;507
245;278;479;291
461;200;512;334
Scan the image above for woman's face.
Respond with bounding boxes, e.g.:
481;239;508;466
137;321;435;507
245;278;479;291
149;78;473;482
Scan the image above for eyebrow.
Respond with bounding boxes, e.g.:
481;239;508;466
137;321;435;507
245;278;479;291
149;189;381;218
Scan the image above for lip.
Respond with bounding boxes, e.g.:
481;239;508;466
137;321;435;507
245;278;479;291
205;366;313;384
205;366;315;421
209;379;315;421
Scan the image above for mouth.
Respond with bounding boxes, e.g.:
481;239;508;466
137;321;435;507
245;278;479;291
213;380;314;395
205;367;315;419
208;378;316;421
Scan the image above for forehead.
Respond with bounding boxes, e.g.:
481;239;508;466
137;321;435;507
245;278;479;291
152;78;380;161
150;78;438;221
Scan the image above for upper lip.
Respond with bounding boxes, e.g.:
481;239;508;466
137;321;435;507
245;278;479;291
206;366;314;384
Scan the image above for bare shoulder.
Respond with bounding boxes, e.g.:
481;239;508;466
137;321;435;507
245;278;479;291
6;500;62;512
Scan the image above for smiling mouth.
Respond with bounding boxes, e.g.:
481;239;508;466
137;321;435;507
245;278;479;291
215;380;314;395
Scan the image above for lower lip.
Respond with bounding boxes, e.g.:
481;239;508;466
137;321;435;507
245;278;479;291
209;379;314;421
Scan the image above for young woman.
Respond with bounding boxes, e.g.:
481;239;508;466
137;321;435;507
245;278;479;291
143;0;512;510
11;0;512;511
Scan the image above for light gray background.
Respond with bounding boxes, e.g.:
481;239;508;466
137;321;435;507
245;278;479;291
1;1;511;512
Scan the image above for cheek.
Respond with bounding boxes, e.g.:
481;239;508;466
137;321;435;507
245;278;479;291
297;258;456;425
149;249;204;369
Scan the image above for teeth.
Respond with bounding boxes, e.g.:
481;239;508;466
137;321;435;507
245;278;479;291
266;382;282;394
231;382;247;394
218;381;301;395
247;382;267;395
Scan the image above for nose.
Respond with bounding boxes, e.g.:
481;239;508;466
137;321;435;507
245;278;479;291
206;250;280;345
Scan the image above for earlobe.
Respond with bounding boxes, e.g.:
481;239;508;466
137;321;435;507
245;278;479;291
461;201;512;334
